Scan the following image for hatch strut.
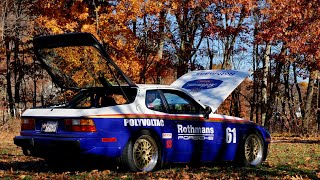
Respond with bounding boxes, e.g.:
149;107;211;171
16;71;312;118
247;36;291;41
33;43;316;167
105;62;130;102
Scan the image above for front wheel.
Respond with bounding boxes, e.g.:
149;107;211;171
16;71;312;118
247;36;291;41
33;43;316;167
241;133;264;166
120;131;161;172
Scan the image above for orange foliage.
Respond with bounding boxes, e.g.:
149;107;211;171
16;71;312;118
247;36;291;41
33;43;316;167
33;0;179;83
299;81;309;89
258;0;320;69
33;0;145;81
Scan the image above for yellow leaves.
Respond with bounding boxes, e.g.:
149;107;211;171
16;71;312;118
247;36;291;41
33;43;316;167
81;24;96;34
35;0;163;82
79;12;89;20
116;39;124;47
95;6;101;13
65;22;78;32
144;1;163;14
37;17;63;34
171;2;178;11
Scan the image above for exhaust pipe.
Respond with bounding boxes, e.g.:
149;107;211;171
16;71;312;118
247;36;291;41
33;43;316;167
22;148;31;156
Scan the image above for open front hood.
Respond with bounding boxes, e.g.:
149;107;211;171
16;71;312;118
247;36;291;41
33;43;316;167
33;33;136;89
171;70;250;112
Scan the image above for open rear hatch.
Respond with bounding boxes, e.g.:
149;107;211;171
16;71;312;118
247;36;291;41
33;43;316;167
171;70;250;112
33;33;136;90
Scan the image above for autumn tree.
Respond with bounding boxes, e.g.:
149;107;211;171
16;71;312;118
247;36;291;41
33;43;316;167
0;0;34;117
1;0;319;134
253;0;320;132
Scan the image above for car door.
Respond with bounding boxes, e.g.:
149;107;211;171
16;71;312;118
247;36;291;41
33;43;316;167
158;89;215;163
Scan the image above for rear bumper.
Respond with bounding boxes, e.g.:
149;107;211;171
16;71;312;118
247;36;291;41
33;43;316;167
14;136;81;157
14;136;121;158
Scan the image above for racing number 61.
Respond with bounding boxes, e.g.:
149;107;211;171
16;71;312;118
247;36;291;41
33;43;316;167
226;127;236;143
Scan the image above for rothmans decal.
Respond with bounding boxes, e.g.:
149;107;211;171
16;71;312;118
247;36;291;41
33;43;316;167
182;79;223;91
124;119;164;127
177;124;214;141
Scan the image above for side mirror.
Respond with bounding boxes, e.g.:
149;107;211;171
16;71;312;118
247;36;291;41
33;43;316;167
203;105;212;119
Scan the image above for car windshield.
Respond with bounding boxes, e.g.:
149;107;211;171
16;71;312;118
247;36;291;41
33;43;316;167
38;46;130;89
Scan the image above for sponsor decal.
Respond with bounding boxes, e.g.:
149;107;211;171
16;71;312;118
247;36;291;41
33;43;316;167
177;124;214;141
182;79;222;92
166;140;172;148
162;133;172;139
195;71;236;76
124;118;164;127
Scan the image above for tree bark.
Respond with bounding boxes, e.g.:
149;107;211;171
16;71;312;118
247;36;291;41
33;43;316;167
156;9;166;84
221;7;245;69
14;38;21;103
206;38;215;70
303;68;317;133
261;42;271;126
174;5;204;77
5;37;15;117
293;62;304;118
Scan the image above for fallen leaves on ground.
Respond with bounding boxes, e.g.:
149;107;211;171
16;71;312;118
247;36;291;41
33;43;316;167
0;132;319;179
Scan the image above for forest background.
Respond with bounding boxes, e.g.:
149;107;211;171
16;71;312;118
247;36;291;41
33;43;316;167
0;0;320;134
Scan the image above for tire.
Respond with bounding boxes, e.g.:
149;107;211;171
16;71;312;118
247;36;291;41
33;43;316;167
241;133;264;166
121;130;161;172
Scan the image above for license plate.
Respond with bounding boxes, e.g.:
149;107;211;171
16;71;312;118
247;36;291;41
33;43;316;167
41;121;58;133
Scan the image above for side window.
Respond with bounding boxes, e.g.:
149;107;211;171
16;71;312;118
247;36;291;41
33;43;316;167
145;90;165;112
93;93;118;107
162;90;202;114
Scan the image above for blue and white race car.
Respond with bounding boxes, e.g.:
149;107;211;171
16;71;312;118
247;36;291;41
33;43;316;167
14;33;271;172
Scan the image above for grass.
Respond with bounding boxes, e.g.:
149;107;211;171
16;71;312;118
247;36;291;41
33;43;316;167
0;119;319;179
265;141;320;179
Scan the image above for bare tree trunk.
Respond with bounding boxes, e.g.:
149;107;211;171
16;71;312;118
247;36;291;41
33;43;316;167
206;38;215;70
317;77;320;132
289;80;297;132
156;9;166;84
174;5;204;77
261;42;271;126
14;38;21;103
0;0;8;41
251;26;260;123
176;5;188;77
250;43;257;122
33;59;37;107
293;62;304;117
267;46;286;130
303;68;317;133
138;14;148;84
283;63;291;132
5;37;14;117
230;88;240;117
221;7;245;69
132;20;136;36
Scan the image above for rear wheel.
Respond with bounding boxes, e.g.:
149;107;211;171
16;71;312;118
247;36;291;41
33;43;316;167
121;131;161;172
242;133;264;166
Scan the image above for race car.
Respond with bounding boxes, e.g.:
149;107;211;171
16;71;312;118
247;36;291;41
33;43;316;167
14;33;271;172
